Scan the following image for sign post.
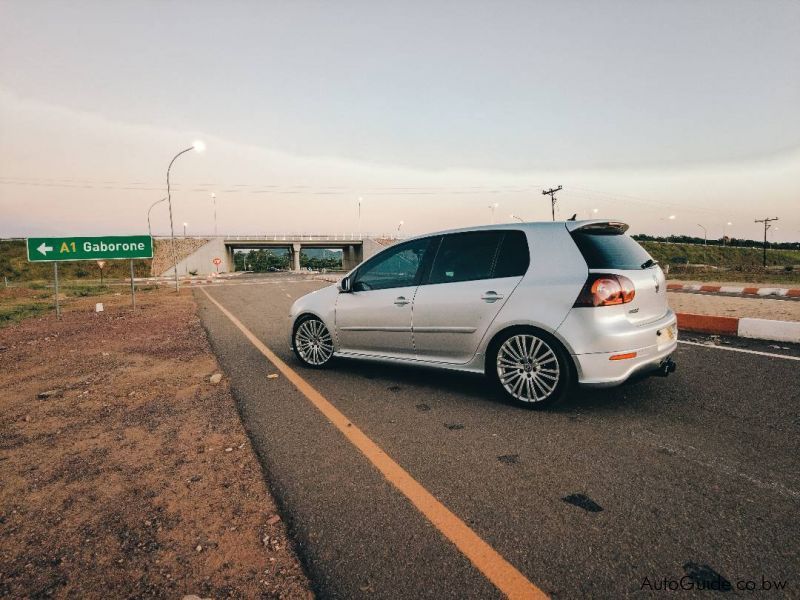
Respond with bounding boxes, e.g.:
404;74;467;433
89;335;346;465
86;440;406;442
130;260;136;309
97;260;106;286
26;235;153;315
54;263;60;319
212;257;222;274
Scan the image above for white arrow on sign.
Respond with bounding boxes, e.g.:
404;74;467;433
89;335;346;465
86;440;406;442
37;242;54;256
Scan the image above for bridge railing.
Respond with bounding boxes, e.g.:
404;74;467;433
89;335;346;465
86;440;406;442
151;233;406;242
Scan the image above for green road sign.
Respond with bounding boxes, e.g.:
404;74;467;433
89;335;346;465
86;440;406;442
26;235;153;262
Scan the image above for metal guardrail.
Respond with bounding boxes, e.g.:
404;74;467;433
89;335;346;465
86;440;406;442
222;233;368;242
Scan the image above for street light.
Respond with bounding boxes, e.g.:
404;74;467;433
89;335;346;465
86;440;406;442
211;193;217;237
166;141;205;292
510;214;523;222
147;197;167;237
697;224;707;245
697;224;708;266
358;196;362;233
397;220;404;235
488;202;499;224
592;208;599;217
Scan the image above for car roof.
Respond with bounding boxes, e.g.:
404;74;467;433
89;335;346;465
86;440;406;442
400;219;629;241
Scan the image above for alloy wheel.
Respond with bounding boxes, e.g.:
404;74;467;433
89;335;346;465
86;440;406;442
294;318;334;366
496;334;560;403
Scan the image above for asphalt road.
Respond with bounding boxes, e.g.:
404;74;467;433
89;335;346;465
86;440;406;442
195;273;800;599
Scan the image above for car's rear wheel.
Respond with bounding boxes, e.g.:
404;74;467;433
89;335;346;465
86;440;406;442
489;328;572;407
293;316;334;368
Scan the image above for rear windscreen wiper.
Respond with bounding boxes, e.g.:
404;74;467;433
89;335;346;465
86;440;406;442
641;258;659;269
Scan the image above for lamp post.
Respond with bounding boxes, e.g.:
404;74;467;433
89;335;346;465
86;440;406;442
697;224;708;266
592;208;599;217
397;220;404;235
697;224;707;245
147;197;167;237
358;196;362;233
166;140;205;292
488;202;499;224
211;192;217;237
723;221;732;245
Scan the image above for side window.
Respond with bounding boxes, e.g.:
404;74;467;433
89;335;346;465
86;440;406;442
493;231;530;278
353;238;431;291
428;231;503;285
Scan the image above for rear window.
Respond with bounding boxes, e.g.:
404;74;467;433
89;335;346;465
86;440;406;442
493;231;530;278
571;231;653;270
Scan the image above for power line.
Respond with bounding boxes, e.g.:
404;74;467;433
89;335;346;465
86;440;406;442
541;186;562;221
754;217;779;267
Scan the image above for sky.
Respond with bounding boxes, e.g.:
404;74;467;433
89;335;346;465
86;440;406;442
1;0;798;241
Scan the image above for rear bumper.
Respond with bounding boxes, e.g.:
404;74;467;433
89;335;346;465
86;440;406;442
567;310;678;387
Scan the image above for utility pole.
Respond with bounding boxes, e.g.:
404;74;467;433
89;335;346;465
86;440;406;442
542;186;562;221
754;217;778;267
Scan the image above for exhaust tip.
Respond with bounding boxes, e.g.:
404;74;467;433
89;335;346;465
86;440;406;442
658;357;676;376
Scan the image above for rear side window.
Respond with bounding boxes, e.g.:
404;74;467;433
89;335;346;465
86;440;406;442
571;231;653;270
428;231;502;284
493;231;530;278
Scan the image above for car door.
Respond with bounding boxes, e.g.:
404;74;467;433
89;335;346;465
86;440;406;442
412;230;529;364
335;237;434;358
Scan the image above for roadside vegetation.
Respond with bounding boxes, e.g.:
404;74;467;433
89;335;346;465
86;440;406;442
234;247;342;271
0;282;159;328
638;241;800;285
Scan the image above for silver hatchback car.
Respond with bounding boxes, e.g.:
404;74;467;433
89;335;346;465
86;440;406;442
289;220;677;407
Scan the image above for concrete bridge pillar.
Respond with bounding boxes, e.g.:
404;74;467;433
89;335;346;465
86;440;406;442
340;245;364;271
292;243;302;272
342;245;352;271
226;245;234;272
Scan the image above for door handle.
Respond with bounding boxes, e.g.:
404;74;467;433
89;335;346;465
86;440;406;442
394;296;410;306
481;291;504;303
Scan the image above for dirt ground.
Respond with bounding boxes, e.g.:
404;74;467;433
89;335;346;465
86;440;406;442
0;289;312;599
667;291;800;322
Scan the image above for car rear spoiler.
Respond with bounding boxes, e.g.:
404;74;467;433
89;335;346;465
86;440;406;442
565;220;629;234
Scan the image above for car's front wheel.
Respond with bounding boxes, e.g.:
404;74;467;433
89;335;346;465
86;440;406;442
489;328;572;407
292;315;334;368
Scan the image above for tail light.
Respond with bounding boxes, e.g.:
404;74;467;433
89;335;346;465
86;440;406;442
573;273;636;307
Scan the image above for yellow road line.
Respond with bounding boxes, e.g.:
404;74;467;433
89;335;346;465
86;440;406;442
200;288;548;600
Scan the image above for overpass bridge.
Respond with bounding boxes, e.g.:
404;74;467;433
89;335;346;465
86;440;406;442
154;233;393;276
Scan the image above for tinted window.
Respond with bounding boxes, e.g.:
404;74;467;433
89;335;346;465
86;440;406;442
428;231;502;284
354;237;431;291
571;231;653;270
493;231;530;278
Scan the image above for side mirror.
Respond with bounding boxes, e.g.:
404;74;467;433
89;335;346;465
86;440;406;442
339;276;352;293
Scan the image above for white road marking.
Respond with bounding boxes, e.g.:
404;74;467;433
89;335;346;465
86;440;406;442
678;340;800;361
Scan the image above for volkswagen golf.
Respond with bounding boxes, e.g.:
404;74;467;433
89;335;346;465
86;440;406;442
289;220;677;407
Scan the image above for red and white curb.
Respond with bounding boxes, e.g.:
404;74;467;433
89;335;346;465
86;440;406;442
677;312;800;343
668;283;800;298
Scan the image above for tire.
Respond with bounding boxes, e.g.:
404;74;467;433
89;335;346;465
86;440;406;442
488;327;573;408
292;315;335;368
